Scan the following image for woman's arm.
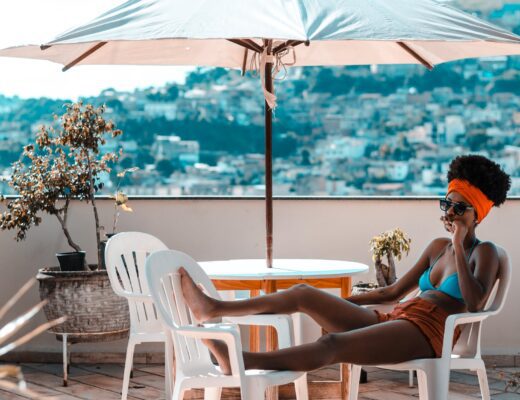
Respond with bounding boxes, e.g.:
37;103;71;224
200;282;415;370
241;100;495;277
347;238;448;305
451;222;500;311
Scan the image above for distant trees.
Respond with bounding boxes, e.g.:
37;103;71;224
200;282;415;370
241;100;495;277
6;98;70;130
135;149;156;167
105;98;125;112
467;132;490;151
313;67;406;96
185;67;240;87
169;120;264;155
156;159;175;178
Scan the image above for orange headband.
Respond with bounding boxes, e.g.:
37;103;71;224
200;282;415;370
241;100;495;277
447;179;494;223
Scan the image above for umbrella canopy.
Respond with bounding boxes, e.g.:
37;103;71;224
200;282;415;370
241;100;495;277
1;0;520;268
2;0;520;68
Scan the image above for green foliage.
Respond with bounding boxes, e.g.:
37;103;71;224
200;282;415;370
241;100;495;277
186;67;238;87
169;120;264;154
156;159;175;178
4;98;70;130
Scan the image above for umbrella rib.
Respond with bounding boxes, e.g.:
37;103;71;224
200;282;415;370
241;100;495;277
227;39;262;53
242;39;263;53
397;42;434;70
241;48;248;76
62;42;108;72
273;40;307;55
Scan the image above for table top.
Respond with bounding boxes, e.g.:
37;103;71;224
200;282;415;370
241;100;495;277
199;258;369;280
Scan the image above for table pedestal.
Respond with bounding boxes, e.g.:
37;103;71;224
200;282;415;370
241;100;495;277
213;277;352;400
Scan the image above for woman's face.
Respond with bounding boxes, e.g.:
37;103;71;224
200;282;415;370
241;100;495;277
444;191;477;226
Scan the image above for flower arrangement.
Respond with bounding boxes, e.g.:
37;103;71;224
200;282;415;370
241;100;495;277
0;102;122;270
369;228;412;286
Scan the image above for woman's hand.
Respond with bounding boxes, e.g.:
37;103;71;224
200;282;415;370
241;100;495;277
451;220;468;246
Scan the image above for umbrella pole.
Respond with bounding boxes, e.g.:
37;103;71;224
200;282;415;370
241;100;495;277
265;46;273;268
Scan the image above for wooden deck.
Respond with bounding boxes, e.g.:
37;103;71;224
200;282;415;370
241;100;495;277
0;362;518;399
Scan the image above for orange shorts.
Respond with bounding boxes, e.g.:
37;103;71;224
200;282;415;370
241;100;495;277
374;297;461;358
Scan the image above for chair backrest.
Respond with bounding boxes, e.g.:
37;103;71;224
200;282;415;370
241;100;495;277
105;232;168;333
145;250;222;373
482;245;511;314
452;245;511;357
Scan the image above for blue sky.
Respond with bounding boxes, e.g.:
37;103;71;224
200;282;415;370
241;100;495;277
0;0;191;99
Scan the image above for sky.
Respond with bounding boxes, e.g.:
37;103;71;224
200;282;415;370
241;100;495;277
0;0;191;100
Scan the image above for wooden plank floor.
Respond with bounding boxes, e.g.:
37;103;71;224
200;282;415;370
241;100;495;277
0;362;518;399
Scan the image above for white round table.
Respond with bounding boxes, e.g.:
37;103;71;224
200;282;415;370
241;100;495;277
198;258;369;400
199;258;368;280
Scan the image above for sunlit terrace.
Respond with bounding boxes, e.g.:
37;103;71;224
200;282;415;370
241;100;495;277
0;198;518;399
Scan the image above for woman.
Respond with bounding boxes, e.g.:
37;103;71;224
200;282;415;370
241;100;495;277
180;154;511;374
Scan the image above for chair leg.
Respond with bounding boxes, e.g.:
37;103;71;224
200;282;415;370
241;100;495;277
241;383;265;400
165;337;174;400
409;370;414;387
476;367;491;400
416;366;449;400
294;373;309;400
122;339;136;400
204;386;222;400
348;364;362;400
172;382;187;400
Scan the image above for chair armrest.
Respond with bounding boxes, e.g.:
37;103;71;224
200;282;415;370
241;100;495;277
176;323;244;376
440;311;492;359
176;323;241;341
223;314;294;349
119;292;154;302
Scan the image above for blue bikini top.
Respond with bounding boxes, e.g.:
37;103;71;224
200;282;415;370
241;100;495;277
418;239;478;303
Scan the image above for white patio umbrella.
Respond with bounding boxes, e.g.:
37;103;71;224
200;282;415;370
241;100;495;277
2;0;520;268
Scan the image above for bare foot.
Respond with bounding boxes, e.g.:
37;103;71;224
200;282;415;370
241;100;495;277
179;267;216;322
203;339;232;375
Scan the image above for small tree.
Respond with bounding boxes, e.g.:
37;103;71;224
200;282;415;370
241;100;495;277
369;228;411;286
0;102;121;270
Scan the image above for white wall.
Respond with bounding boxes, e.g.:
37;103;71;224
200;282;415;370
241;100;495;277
0;198;518;355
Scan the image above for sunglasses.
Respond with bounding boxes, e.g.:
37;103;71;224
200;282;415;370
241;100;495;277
439;199;474;216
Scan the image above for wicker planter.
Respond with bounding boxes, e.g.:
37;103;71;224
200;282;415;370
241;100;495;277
37;267;129;343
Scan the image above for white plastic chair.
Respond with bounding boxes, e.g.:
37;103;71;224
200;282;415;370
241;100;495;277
104;232;169;400
349;246;511;400
145;249;309;400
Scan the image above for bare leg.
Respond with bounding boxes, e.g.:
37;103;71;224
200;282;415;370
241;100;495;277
207;320;435;374
180;267;378;333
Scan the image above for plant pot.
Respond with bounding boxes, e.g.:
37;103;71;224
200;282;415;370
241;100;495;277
99;233;117;270
37;267;129;343
56;251;86;272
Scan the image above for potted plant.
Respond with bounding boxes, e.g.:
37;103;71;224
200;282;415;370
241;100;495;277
369;227;411;287
0;102;130;342
352;228;412;295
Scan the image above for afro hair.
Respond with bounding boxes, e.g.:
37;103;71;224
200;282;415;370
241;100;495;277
447;154;511;207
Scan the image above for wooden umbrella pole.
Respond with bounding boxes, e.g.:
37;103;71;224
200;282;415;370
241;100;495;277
265;40;274;268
